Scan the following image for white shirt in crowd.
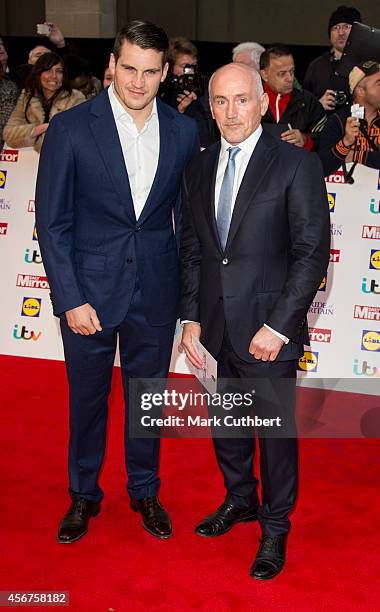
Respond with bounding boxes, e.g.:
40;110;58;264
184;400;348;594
108;83;159;220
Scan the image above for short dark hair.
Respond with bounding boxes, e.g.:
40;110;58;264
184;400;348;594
259;44;292;70
113;20;169;64
167;36;198;66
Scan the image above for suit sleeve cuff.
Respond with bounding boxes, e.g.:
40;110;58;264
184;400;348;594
264;323;289;344
180;320;200;326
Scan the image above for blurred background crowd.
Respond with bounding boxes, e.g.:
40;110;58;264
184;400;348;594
1;4;379;175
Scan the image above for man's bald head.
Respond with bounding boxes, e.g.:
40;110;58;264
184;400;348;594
209;62;268;145
209;62;264;99
28;45;50;65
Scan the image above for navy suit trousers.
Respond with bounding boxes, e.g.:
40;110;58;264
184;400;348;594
60;281;176;502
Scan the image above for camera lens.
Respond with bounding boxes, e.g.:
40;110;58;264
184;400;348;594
334;91;347;106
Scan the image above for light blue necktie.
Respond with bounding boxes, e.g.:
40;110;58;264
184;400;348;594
216;146;241;250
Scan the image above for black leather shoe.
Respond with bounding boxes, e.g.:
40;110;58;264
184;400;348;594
195;500;258;537
250;535;287;580
57;498;101;544
130;496;172;539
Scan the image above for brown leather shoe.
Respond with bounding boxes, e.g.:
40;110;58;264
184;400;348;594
130;496;172;539
58;498;101;544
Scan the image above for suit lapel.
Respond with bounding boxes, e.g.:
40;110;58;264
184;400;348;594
89;89;136;223
201;142;222;251
225;131;278;250
138;100;179;224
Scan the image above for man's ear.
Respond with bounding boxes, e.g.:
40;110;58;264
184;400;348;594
260;92;269;116
209;97;215;119
161;61;169;83
109;53;116;73
260;68;267;83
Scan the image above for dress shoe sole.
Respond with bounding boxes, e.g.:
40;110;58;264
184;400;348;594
57;506;101;544
195;512;258;538
250;565;284;580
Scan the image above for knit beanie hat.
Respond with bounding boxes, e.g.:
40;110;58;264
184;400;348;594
328;5;362;33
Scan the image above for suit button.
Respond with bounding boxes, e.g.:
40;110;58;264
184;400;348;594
126;258;133;264
135;225;141;231
222;258;229;265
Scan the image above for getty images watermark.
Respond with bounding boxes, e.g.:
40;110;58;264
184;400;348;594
139;388;281;429
129;378;296;439
129;377;380;439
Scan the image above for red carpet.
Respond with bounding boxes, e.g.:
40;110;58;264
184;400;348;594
1;355;379;611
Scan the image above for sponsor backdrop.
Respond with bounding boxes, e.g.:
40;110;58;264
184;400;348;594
1;148;379;392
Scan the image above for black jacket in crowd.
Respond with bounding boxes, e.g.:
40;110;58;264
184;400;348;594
262;88;326;143
303;50;351;110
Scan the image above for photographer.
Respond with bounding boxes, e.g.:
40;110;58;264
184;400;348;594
160;36;219;147
303;5;362;112
317;61;380;176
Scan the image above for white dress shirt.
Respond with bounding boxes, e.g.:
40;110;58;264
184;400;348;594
183;125;289;345
215;125;262;216
215;127;288;344
108;83;159;220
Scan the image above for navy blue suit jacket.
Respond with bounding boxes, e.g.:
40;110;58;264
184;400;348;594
35;90;199;327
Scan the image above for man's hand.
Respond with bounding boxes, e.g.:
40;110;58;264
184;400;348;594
47;23;65;48
281;128;307;148
249;326;284;361
65;303;102;335
180;322;203;368
177;90;197;113
319;89;336;111
343;116;360;147
31;123;49;138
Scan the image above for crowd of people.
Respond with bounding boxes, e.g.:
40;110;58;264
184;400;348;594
1;5;379;174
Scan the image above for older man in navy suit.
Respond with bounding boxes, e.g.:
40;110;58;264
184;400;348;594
36;20;199;543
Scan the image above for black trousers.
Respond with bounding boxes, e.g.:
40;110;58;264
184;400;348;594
213;331;298;536
60;282;176;502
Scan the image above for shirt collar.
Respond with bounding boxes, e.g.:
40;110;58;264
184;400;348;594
220;124;263;157
108;82;157;126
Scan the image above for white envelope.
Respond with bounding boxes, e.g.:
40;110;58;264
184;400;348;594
187;334;218;395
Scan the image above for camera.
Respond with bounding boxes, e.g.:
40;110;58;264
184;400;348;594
164;64;204;97
36;23;51;36
334;90;348;106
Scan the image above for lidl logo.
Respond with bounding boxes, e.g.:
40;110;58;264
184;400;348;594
297;351;319;372
361;330;380;352
328;193;336;212
33;224;38;241
21;297;41;318
0;170;7;189
369;250;380;270
319;275;327;291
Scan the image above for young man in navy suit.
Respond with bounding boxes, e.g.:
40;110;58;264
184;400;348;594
36;20;199;543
